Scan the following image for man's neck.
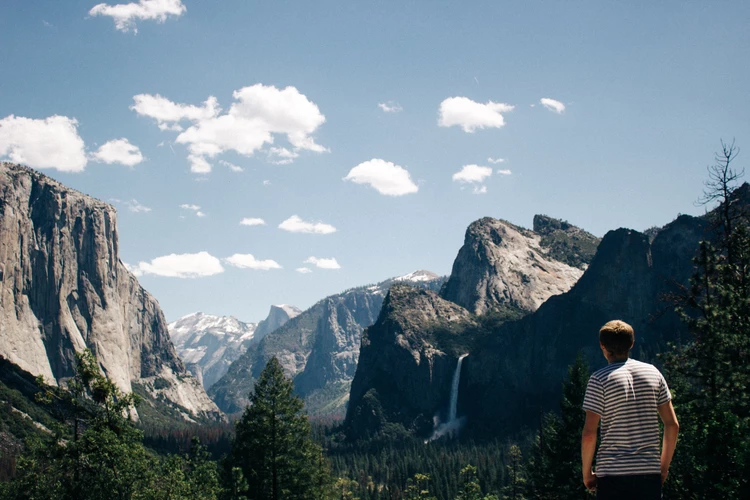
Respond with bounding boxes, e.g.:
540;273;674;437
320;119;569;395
608;356;629;364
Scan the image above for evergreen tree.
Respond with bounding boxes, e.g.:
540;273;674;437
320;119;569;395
528;354;590;499
663;143;750;498
1;349;223;500
456;465;499;500
502;445;527;500
228;357;331;500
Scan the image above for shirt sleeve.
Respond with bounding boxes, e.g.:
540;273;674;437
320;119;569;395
657;372;672;406
582;375;605;416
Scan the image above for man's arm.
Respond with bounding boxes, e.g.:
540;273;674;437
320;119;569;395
581;410;600;491
657;401;679;485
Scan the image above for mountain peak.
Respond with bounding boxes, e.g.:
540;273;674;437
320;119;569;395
441;216;590;315
393;270;441;283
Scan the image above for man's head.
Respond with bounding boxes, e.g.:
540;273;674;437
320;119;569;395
599;320;634;360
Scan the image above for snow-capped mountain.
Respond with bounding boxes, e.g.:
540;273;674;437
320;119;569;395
169;312;258;389
169;304;302;389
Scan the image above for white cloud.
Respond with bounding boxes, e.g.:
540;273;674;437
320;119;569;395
128;251;224;278
180;204;201;211
279;215;337;234
240;217;266;226
296;267;312;274
438;97;514;132
487;157;505;164
219;160;244;172
0;115;87;172
540;98;566;114
473;186;488;195
452;164;493;184
378;101;403;113
132;84;327;173
224;254;281;271
125;199;151;213
131;94;220;127
262;180;271;186
497;169;512;175
89;0;186;33
267;146;299;165
187;154;212;173
90;138;143;166
304;257;341;269
343;158;419;196
196;211;206;217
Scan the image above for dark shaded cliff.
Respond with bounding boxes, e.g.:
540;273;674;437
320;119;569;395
460;214;708;436
345;285;473;438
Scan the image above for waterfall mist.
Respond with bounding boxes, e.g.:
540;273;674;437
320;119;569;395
428;354;468;441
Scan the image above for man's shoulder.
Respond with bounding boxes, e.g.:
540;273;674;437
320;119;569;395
590;359;662;380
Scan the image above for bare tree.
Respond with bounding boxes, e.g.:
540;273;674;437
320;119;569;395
697;139;745;260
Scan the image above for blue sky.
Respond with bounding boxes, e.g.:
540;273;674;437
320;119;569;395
1;0;748;322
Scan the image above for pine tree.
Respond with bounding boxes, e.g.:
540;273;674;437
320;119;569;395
502;445;527;500
528;354;590;499
456;465;499;500
228;357;331;500
663;143;750;498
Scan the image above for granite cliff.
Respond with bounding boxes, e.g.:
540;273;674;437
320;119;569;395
346;209;712;439
441;217;596;314
0;163;223;423
346;216;598;437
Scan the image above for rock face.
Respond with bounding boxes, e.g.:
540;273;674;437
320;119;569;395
0;163;222;422
346;210;711;439
209;271;444;416
169;306;300;390
441;217;597;315
253;304;302;342
460;214;709;436
346;285;472;438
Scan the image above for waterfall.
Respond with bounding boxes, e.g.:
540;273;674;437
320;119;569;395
448;354;468;422
428;353;468;441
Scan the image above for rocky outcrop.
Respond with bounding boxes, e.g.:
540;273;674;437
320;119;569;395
460;214;708;436
0;163;223;422
209;272;445;416
441;217;597;315
253;304;302;342
533;215;601;269
345;285;473;438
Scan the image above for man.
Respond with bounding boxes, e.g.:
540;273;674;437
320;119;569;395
581;320;679;499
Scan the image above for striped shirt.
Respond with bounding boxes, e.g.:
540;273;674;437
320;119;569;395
582;358;671;476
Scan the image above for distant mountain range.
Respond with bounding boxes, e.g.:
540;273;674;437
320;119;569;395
169;305;301;389
208;270;445;416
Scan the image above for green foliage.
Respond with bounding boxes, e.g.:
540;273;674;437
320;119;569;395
456;465;498;500
404;473;436;500
0;349;222;500
502;445;527;500
527;354;591;499
661;147;750;498
227;356;332;500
